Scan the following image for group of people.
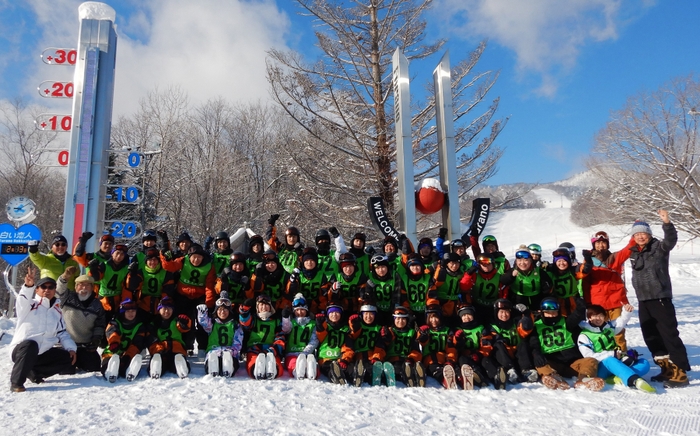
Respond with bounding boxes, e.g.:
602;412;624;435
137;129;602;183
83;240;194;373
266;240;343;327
8;210;690;394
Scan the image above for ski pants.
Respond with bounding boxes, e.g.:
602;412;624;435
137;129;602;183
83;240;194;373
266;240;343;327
638;298;690;370
482;341;534;376
11;340;74;387
152;351;191;376
75;346;101;372
597;357;650;386
174;293;208;352
458;355;490;382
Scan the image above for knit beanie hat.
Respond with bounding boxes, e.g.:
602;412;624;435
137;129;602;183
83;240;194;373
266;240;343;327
631;220;652;236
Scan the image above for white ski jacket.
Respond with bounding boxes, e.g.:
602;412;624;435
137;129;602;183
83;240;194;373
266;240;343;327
9;285;77;356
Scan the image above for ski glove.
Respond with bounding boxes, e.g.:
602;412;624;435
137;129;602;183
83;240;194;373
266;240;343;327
338;360;348;370
281;307;292;319
328;227;340;239
80;231;94;244
28;240;39;253
157;230;168;242
417;325;430;343
348;314;361;332
268;214;280;226
128;262;140;273
453;329;466;346
177;314;190;330
197;304;209;317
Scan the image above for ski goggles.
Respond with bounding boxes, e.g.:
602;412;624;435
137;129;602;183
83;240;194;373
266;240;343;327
591;232;609;244
541;299;560;311
527;244;542;255
216;298;232;308
482;235;497;244
477;255;493;265
552;248;570;259
515;250;531;259
370;255;389;266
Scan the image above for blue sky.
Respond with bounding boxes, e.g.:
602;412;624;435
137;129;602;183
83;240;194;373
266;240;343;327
0;0;697;185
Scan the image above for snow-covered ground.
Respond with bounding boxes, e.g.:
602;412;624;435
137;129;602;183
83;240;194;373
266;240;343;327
1;189;699;435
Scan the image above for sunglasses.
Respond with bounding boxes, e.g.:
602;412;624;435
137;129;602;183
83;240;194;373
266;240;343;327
53;243;67;247
515;250;531;259
39;284;56;290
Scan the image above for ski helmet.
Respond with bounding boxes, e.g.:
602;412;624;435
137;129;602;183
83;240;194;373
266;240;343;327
215;231;229;242
360;304;378;313
339;252;357;268
315;229;331;245
493;298;512;317
285;227;300;237
142;229;157;242
230;252;247;265
370;254;390;268
458;305;476;318
591;231;609;247
558;242;576;260
393;306;410;318
451;239;467;252
482;234;499;251
528;243;542;256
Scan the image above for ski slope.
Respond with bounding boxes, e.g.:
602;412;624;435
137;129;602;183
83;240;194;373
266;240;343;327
0;189;699;435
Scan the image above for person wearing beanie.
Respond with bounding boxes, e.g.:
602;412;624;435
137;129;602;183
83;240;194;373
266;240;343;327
459;253;505;325
73;232;114;269
417;301;459;389
429;252;466;328
147;296;191;379
161;242;217;355
56;266;105;373
196;291;243;377
544;248;589;317
87;244;131;323
317;304;355;385
286;247;331;313
284;293;320;379
239;294;292;380
9;265;78;392
101;298;149;382
628;210;689;388
580;230;636;351
326;252;369;315
384;306;425;387
249;250;292;311
126;248;177;322
399;254;433;327
416;237;438;269
27;234;81;291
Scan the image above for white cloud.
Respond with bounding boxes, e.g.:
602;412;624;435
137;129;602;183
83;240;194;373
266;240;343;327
436;0;655;97
24;0;290;116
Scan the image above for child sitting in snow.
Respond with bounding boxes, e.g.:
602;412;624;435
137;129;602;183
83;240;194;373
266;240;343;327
316;304;355;385
284;293;320;379
101;299;149;382
239;294;291;379
147;296;191;379
577;303;655;393
417;301;459;389
197;291;243;377
383;306;425;387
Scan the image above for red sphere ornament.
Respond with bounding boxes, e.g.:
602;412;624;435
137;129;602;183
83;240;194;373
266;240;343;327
415;178;445;215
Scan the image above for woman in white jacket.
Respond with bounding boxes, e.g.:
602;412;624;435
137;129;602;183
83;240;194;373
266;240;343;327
576;303;655;393
9;266;77;392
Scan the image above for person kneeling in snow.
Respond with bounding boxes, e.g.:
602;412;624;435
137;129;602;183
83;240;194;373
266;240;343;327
147;296;191;379
198;291;243;377
284;293;320;379
239;294;291;379
577;304;655;393
101;299;149;382
9;266;77;392
316;304;355;385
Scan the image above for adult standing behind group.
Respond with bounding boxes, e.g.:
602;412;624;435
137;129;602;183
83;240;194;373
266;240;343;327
28;235;80;290
628;210;690;388
9;265;77;392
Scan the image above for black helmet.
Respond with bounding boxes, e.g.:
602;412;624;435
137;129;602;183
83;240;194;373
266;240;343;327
142;229;157;242
339;252;357;265
215;231;229;242
249;234;264;250
315;229;331;245
285;227;300;237
230;252;246;264
493;298;512;317
451;239;466;251
352;232;366;243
